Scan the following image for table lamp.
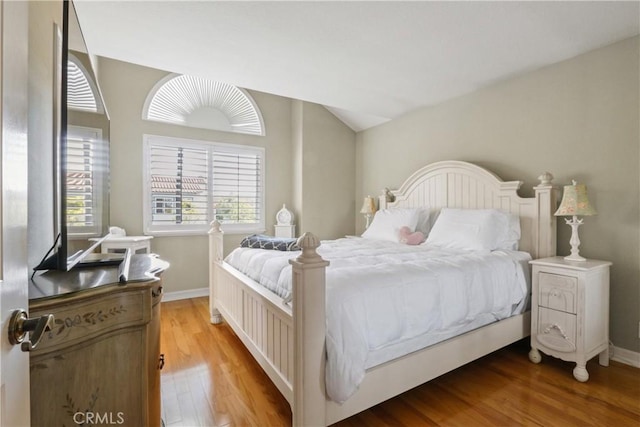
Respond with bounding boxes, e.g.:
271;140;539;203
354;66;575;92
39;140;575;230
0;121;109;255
554;180;596;262
360;196;376;229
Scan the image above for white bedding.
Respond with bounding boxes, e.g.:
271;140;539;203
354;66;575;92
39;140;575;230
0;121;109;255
225;237;531;403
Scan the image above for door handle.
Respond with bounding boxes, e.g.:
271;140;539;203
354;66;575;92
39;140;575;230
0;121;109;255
8;309;55;352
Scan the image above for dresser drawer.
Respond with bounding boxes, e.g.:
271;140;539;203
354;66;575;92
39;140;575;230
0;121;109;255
536;307;577;353
538;272;577;314
31;288;151;356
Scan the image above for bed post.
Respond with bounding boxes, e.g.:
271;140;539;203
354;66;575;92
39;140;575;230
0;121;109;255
378;187;395;210
289;233;329;427
208;220;223;324
534;172;557;258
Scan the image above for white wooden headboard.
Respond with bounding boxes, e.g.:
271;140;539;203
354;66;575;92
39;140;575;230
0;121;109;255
378;160;557;259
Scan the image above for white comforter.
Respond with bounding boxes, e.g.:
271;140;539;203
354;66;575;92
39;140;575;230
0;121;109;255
225;237;531;403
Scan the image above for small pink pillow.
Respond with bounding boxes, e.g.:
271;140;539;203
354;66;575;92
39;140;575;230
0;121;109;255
399;226;425;245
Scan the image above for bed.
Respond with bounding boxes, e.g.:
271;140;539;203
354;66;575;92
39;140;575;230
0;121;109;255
208;160;557;426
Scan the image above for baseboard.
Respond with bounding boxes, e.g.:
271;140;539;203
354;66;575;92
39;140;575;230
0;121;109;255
611;345;640;368
162;287;209;302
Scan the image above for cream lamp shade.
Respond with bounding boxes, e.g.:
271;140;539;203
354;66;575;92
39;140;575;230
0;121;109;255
554;181;596;217
554;180;596;261
360;196;376;229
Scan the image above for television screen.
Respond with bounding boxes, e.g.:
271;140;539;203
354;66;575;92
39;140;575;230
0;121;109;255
32;0;111;272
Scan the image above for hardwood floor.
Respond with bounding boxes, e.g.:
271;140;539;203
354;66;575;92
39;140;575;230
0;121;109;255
160;297;640;426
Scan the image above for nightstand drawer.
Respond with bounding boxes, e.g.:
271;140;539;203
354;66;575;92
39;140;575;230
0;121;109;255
538;272;577;314
536;307;576;353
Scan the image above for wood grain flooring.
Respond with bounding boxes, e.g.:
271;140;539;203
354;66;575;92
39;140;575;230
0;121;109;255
161;297;639;426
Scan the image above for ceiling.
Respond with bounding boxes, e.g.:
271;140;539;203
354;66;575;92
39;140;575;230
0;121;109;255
74;1;640;132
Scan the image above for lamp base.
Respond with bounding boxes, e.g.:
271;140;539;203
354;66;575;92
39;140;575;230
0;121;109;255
564;253;587;262
564;215;587;262
364;214;372;229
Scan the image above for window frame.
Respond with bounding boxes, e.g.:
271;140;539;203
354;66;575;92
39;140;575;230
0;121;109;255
142;134;266;236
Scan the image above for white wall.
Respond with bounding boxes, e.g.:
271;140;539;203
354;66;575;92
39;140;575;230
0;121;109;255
357;37;640;352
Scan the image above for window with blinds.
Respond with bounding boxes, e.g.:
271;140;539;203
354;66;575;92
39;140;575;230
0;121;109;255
143;135;265;235
66;125;106;237
67;59;99;113
212;151;262;225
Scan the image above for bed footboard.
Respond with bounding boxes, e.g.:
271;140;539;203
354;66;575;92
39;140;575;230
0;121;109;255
209;221;295;402
208;222;329;426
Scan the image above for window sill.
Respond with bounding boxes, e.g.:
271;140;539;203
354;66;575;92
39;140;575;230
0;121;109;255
144;226;265;237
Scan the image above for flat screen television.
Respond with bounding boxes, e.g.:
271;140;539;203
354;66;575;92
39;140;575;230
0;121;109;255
34;0;113;272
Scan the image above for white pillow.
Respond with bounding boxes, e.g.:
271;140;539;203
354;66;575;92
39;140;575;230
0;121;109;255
499;213;521;250
362;208;421;242
425;208;516;251
415;208;432;236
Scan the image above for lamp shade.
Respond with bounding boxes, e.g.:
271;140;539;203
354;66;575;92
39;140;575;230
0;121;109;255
360;196;376;215
554;181;596;217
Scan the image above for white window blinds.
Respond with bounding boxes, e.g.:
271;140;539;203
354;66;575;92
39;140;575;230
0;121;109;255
212;151;262;225
66;126;105;237
149;145;209;225
143;135;265;235
67;59;98;113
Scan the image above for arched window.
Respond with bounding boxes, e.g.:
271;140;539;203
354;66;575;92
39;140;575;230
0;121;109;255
67;54;102;113
142;74;265;136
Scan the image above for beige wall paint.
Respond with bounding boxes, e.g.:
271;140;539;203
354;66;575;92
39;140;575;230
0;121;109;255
98;58;355;294
98;58;294;293
293;101;356;239
357;37;640;352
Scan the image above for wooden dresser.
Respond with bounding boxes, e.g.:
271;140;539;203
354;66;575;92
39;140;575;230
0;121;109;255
29;254;168;427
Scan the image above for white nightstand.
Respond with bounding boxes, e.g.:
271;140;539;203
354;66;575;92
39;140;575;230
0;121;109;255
274;225;296;238
528;256;611;382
